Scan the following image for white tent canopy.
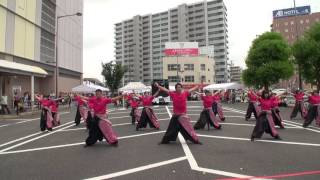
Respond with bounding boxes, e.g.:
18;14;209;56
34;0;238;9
203;82;245;90
72;84;109;93
119;82;150;93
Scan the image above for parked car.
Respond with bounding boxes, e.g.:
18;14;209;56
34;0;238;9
272;88;287;96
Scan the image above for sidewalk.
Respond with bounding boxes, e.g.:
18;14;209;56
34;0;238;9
0;105;71;120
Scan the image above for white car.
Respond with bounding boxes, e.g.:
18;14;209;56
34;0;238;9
153;96;170;105
272;88;287;95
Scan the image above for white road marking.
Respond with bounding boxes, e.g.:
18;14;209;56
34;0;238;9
165;106;251;178
224;106;320;134
0;130;166;155
0;124;10;128
84;157;187;180
0;121;76;149
283;120;320;130
198;134;320;147
109;112;169;119
61;118;171;132
0;112;70;128
0;121;76;152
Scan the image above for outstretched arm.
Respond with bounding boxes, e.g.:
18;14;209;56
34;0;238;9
194;91;204;96
53;97;64;102
77;94;89;101
111;94;124;102
188;85;199;93
152;89;160;97
155;82;169;94
213;91;221;96
34;94;41;101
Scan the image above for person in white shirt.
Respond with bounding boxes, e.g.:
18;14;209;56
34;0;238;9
0;95;11;114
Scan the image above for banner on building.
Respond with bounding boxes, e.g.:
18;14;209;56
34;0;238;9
164;42;199;56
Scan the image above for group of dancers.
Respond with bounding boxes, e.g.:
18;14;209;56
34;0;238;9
35;94;63;131
246;88;320;141
35;83;320;147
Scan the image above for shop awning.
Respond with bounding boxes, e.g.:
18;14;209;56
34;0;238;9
0;60;48;77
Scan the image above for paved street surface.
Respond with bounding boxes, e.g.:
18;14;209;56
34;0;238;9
0;101;320;180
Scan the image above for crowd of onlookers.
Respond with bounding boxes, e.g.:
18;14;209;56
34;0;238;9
0;92;74;115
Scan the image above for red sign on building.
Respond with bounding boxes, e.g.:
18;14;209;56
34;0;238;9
164;48;199;56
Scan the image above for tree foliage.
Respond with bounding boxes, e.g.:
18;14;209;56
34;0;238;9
242;32;294;90
101;61;127;96
292;23;320;90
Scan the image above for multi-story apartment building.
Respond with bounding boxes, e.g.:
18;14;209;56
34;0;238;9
115;0;228;85
230;64;242;83
0;0;83;105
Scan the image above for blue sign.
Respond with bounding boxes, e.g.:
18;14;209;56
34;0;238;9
273;6;311;18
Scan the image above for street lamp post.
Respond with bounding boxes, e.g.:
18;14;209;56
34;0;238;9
55;12;82;97
293;0;303;90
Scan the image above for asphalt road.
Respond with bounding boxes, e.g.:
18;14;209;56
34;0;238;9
0;101;319;180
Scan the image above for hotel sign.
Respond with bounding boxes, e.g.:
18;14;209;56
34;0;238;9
273;6;311;18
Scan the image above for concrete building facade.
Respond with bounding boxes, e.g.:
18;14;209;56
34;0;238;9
0;0;83;106
230;65;242;83
162;56;214;85
115;0;228;85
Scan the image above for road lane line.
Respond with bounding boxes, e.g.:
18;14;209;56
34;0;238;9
198;134;320;147
0;121;76;152
0;130;166;155
84;157;187;180
0;121;75;149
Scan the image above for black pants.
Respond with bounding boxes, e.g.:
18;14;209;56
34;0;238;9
0;104;11;114
137;108;157;129
194;110;221;130
74;105;81;126
271;108;284;128
85;116;103;146
251;112;278;139
14;100;19;115
86;111;93;129
290;102;305;119
130;108;136;124
212;102;218;115
161;115;198;144
303;105;319;127
40;109;52;131
245;102;258;120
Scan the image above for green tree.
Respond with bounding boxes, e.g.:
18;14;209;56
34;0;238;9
242;32;294;90
292;23;320;90
101;61;127;96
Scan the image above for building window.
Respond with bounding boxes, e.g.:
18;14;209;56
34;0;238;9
285;29;288;32
284;22;288;26
168;64;180;71
306;19;310;23
185;76;194;82
201;64;205;71
184;64;194;71
300;20;304;24
201;76;206;82
168;76;179;82
291;21;294;25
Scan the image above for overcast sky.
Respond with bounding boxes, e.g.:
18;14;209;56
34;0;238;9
83;0;320;81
